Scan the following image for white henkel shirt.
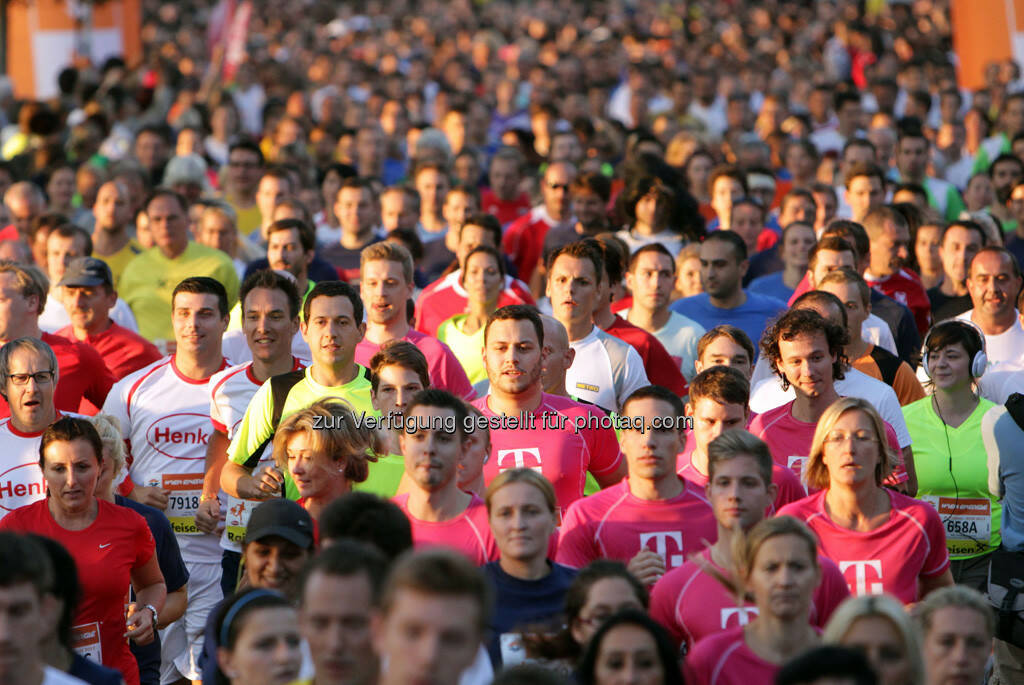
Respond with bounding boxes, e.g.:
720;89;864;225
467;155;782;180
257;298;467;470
210;358;303;552
566;326;649;413
103;355;227;563
0;412;82;520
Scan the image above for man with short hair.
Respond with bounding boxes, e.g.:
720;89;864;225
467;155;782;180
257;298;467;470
862;206;932;336
223;281;378;501
372;549;490;685
323;178;383;283
120;189;240;341
413;162;451;242
959;246;1024;367
254;168;292;241
843;162;886;224
0;262;114;418
480;147;530;227
670;231;787;348
221;141;265;238
895;128;965;222
539;315;574;396
355;242;473;399
502;162;577;284
0;181;46;242
300;541;389;685
651;429;848;653
90;180;140;288
380;186;420;234
556;385;716;584
623;243;706;382
54;257;162;379
693;326;755;380
547;241;648;412
727;197;775;256
393;389;499;564
707;166;746;231
195;203;245;278
472;305;625;516
102;276;231;685
928;221;986;321
542;171;612;258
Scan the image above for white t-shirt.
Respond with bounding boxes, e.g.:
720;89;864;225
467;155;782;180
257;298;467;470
102;356;226;563
567;326;649;412
621;308;705;381
956;309;1024;367
749;366;912;448
0;419;49;520
39;290;138;334
863;313;898;356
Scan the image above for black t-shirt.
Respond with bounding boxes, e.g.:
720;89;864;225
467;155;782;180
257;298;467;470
927;285;973;323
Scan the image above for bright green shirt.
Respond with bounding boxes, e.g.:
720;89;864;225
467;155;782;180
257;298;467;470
228;365;378;499
353;453;407;498
902;396;1002;559
436;314;486;385
121;242;241;341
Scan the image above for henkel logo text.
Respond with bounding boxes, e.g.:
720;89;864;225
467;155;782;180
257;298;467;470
0;462;45;512
147;413;210;460
639;531;684;568
839;560;884;595
497;448;543;473
720;607;759;629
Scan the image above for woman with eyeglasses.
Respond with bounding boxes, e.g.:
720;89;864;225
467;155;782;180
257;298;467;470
685;516;821;685
823;594;925;685
902;321;1001;591
779;397;953;603
0;417;167;685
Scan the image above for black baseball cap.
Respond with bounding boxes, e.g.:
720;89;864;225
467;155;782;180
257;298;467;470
244;499;314;549
58;257;113;288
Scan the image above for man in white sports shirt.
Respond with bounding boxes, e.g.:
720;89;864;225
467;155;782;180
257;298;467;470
959;246;1024;367
547;240;648;412
622;243;706;383
222;281;378;502
196;270;304;595
102;276;230;685
0;338;65;520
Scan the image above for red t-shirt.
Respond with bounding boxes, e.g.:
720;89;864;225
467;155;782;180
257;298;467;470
414;271;534;337
480;189;531;227
55;321;163;381
472;393;624;518
0;499;155;685
501;206;561;283
685;626;780;685
393;492;499;565
864;268;931;336
651;549;849;653
603;315;688;397
0;332;115;418
355;329;474;400
778;489;950;604
555;478;717;572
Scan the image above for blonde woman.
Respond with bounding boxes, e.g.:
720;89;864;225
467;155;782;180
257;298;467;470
271;398;384;521
685;516;822;685
823;594;925;685
779;397;953;603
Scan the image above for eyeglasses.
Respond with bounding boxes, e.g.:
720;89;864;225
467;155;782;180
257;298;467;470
547;182;571;191
8;370;55;386
823;430;877;446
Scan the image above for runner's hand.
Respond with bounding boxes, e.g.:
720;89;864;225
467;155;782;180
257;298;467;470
195;498;223;534
130;485;170;511
627;549;666;586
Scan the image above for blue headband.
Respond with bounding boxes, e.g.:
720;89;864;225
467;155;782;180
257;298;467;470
219;590;283;646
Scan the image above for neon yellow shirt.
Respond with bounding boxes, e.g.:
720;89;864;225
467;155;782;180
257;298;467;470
97;239;142;290
353;453;407;498
436;314;487;384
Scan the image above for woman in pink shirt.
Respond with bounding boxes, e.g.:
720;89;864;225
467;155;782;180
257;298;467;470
822;594;925;685
685;516;822;685
778;398;953;603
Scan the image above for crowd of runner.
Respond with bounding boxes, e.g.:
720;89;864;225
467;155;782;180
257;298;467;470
2;1;1024;685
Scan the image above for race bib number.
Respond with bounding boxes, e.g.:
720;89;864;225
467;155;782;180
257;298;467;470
150;473;203;535
223;495;262;547
500;633;526;667
924;496;992;553
71;622;102;664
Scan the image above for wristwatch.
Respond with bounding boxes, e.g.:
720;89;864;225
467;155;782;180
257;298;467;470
144;604;159;629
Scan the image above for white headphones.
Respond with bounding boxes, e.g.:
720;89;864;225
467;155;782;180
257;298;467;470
922;320;988;379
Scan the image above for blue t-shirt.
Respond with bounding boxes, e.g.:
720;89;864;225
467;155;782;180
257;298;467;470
116;495;190;685
483;561;577;667
748;272;794;303
70;653;124;685
669;291;786;349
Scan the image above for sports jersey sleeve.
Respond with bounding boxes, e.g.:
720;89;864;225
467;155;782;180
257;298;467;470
893;362;926;405
876;385;911;448
649;574;685;649
131;512;157;569
227;380;276;469
643;337;689;397
553;501;597;569
80;343;116;410
773;466;805;511
433;341;476;400
102;375;135;457
612;345;650;410
812;557;851;628
919;503;952;577
209;386;228;434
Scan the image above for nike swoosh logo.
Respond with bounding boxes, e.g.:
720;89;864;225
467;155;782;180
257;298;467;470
99;543;111;549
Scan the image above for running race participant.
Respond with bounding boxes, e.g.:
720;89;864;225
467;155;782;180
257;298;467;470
209;590;302;685
622;243;706;382
547;241;648;412
355;241;473;398
91;180;141;288
472;305;625;517
916;587;994;685
679;366;803;511
821;594;926;685
684;517;822;685
54;257;162;380
0;262;114;417
959;245;1024;367
778;398;953;603
102;277;230;685
577;611;681;685
503;162;577;285
223;281;378;501
651;430;849;654
0;338;69;520
202;271;304;591
927;220;986;322
904;321;1000;589
692;325;755;379
862;206;932;337
393;389;499;564
556;386;716;582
